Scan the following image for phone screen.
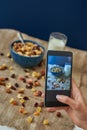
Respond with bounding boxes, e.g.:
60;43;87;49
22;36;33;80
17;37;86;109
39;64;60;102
45;51;73;107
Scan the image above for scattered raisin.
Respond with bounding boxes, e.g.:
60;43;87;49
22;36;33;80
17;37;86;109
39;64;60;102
11;86;16;90
22;103;25;107
23;96;29;100
56;112;62;117
25;75;28;78
14;83;19;88
5;77;9;81
40;69;45;76
26;84;32;89
22;78;26;83
11;74;16;78
0;53;4;56
34;102;39;107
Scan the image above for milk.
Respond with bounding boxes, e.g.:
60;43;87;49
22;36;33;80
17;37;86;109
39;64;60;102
48;37;66;50
64;64;71;77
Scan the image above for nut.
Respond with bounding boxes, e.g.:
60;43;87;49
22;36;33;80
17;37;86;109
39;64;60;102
34;90;42;96
43;119;49;125
9;66;14;70
6;83;12;88
34;111;40;116
5;88;12;93
18;88;25;93
33;80;41;87
26;116;33;123
31;88;36;92
9;98;18;105
41;76;45;80
25;72;30;77
13;42;43;57
0;81;5;86
20;99;25;104
0;64;7;70
32;71;41;78
36;107;42;112
7;52;11;58
18;76;25;81
26;79;33;85
12;100;19;105
24;69;30;72
0;77;5;81
9;98;14;103
19;107;28;114
17;94;23;99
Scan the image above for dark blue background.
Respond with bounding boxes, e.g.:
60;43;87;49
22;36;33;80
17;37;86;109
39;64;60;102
0;0;87;50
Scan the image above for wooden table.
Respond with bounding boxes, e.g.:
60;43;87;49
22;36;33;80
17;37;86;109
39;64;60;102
0;29;87;130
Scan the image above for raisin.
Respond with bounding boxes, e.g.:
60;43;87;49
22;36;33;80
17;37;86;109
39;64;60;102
14;83;19;87
22;103;25;107
26;84;32;89
22;78;26;83
23;96;29;100
11;74;16;78
5;77;9;81
34;102;39;107
11;86;16;90
0;53;4;56
56;112;62;117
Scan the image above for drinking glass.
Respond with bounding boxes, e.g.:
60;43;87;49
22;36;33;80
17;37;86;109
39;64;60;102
48;32;68;50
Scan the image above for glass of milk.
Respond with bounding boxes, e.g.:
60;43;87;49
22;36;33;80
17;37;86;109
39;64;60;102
48;32;67;50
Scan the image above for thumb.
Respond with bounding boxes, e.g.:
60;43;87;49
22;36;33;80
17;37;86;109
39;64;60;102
56;95;76;109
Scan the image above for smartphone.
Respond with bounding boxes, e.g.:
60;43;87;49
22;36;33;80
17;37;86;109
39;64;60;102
45;50;73;107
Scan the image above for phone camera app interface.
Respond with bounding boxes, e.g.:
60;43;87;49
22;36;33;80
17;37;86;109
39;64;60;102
46;55;72;102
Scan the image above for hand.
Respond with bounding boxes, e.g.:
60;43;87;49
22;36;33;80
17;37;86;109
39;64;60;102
47;80;87;129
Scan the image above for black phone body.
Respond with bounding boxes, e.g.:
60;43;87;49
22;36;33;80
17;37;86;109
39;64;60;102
45;50;73;107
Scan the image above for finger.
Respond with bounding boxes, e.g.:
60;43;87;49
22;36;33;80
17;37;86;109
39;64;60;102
46;107;58;112
56;95;76;109
41;93;44;97
72;79;80;95
72;80;85;102
47;106;69;112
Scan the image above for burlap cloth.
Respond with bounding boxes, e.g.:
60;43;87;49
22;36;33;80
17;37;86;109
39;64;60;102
0;29;87;130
